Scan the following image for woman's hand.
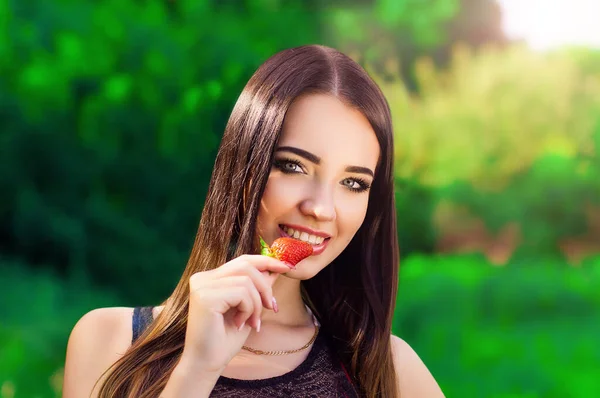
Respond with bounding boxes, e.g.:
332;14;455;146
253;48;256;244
178;254;293;375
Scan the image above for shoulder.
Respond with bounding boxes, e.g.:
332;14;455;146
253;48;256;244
63;307;135;398
390;334;445;398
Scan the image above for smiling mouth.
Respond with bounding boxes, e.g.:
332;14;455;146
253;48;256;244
278;224;331;246
279;224;330;246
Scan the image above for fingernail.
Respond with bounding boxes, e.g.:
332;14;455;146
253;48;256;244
284;262;295;270
272;297;279;313
256;320;261;333
238;321;245;331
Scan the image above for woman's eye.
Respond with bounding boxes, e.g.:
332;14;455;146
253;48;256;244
283;162;301;173
273;158;304;174
341;177;371;193
342;178;360;189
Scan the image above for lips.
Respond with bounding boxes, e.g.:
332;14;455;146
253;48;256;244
278;225;331;256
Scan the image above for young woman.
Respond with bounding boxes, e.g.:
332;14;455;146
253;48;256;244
63;44;444;397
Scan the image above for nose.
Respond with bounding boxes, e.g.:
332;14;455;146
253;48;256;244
299;182;336;222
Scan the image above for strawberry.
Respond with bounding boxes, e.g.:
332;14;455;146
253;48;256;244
259;236;313;268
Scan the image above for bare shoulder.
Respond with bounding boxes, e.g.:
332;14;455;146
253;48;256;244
63;307;135;398
390;335;445;398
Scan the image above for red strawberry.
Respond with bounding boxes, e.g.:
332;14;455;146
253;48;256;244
259;236;313;268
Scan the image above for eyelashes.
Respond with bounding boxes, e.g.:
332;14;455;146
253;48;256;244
273;157;304;174
344;176;371;193
272;157;372;193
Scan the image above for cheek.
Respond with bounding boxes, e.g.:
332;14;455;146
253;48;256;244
259;175;302;217
337;195;369;235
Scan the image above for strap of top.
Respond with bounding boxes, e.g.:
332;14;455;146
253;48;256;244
132;306;154;343
131;305;317;343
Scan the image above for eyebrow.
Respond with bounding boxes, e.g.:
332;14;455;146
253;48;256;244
275;146;375;178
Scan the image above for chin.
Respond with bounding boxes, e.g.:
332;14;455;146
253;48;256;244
286;258;330;280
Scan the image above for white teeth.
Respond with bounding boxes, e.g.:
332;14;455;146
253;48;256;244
282;226;327;246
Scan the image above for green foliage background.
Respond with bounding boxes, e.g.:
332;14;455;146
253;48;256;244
1;0;599;397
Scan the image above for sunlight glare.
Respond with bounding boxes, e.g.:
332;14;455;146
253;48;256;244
497;0;600;50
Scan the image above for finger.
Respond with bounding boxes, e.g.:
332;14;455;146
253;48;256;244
226;286;255;330
258;271;280;313
218;255;289;300
239;267;275;310
219;276;264;330
196;286;254;328
213;269;274;311
245;281;263;331
230;254;294;276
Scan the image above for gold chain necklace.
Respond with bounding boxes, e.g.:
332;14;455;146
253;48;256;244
241;311;320;356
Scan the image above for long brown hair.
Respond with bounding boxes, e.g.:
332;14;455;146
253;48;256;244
98;44;399;398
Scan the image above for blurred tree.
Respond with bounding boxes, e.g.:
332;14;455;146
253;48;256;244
322;0;507;90
395;178;439;255
377;44;600;260
0;0;322;303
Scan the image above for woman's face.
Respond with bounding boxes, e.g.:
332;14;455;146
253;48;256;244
256;93;380;279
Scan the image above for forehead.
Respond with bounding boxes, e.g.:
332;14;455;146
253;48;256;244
278;94;380;170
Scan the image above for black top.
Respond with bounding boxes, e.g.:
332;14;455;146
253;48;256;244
132;306;360;397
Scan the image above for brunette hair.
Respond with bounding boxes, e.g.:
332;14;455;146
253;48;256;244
98;44;399;398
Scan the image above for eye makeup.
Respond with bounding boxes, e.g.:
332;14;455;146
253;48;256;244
272;157;372;193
